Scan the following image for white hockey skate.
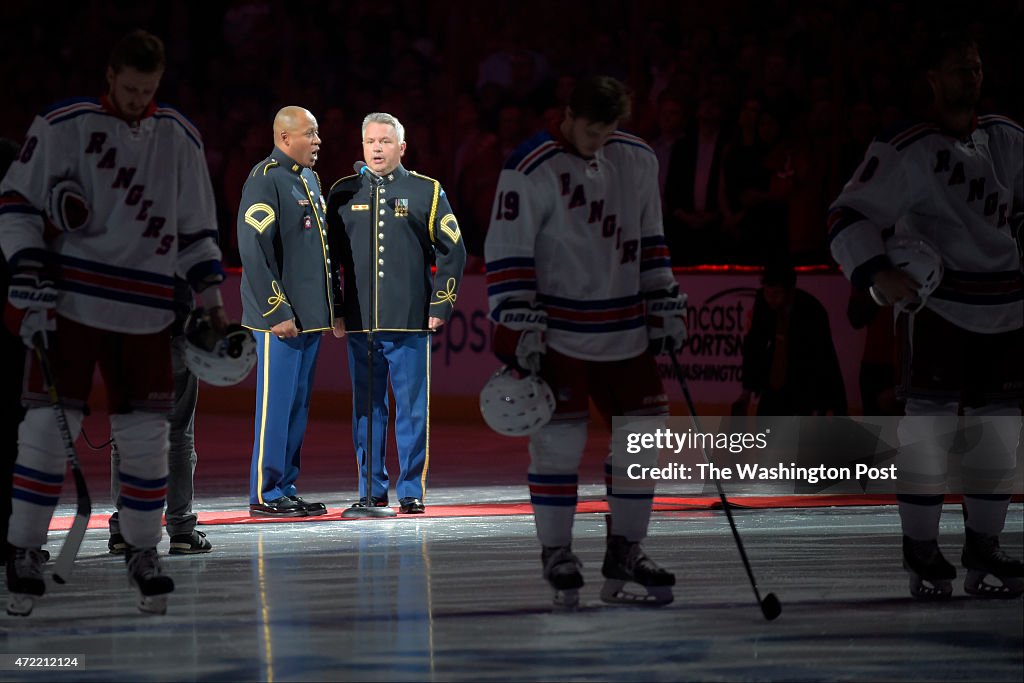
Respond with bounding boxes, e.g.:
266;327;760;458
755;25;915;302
126;546;175;614
600;535;675;607
902;536;955;600
962;529;1024;599
6;547;47;617
541;546;584;609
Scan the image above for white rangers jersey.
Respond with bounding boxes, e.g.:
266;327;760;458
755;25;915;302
485;129;678;361
829;114;1024;333
0;97;224;334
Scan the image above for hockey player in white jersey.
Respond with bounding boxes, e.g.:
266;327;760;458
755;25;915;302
1;30;226;615
485;76;686;608
829;32;1023;600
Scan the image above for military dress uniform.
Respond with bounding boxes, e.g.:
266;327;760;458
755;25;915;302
327;164;466;506
238;147;336;511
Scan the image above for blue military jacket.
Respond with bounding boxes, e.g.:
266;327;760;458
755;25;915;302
237;147;336;332
327;165;466;332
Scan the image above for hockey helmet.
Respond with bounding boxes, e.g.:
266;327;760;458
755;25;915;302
869;236;944;312
47;178;91;233
479;367;556;437
182;309;257;386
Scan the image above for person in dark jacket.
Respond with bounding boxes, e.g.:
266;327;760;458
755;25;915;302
735;258;846;416
237;106;340;518
327;112;466;514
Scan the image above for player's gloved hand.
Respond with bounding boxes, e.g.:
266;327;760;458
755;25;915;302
646;288;688;356
646;313;687;356
5;269;58;348
46;178;91;233
494;325;546;374
514;328;545;374
492;303;547;374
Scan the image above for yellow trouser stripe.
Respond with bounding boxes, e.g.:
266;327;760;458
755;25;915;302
421;340;431;494
256;332;271;504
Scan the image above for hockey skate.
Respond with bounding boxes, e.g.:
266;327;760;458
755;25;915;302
600;535;675;607
6;547;47;617
902;536;955;600
961;529;1024;599
126;546;175;614
541;546;584;609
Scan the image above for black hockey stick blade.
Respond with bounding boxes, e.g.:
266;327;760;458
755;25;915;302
761;592;782;620
668;350;782;621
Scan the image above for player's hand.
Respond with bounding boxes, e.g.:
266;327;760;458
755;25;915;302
271;319;299;339
428;316;444;331
869;268;920;307
333;317;346;338
493;324;545;375
5;269;59;348
515;328;545;373
208;305;231;335
646;313;687;356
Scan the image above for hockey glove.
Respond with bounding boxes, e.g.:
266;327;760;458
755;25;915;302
492;304;547;374
646;289;688;356
647;314;687;355
6;269;58;348
46;179;91;233
494;325;546;374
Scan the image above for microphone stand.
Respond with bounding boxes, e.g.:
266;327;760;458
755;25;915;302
343;164;396;519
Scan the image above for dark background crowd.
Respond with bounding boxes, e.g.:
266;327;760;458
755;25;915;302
2;0;1022;269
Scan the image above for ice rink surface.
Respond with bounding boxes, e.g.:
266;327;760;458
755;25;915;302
3;500;1021;682
3;417;1021;681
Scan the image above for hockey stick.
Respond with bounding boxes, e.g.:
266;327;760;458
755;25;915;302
31;333;91;584
668;350;781;621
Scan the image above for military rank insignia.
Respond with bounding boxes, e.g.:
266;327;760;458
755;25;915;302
394;198;409;217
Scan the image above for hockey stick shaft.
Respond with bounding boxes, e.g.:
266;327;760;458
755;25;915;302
668;351;769;606
31;333;91;584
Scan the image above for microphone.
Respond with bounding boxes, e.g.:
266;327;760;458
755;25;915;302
353;161;384;185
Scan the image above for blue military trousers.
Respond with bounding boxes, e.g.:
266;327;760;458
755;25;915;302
249;331;321;505
347;332;431;501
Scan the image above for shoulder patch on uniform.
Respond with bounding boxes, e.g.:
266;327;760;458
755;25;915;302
244;203;276;233
439;213;460;243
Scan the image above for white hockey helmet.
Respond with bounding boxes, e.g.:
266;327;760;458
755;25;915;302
869;236;944;312
47;178;91;233
479;367;556;437
182;309;257;386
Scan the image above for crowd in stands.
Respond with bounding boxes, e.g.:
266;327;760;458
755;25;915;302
3;0;1021;269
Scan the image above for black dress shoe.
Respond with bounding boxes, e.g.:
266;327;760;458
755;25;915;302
399;498;425;514
250;496;308;517
289;496;327;516
350;497;389;508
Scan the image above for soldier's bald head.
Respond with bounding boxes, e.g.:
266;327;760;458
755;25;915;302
274;106;314;138
273;106;321;167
